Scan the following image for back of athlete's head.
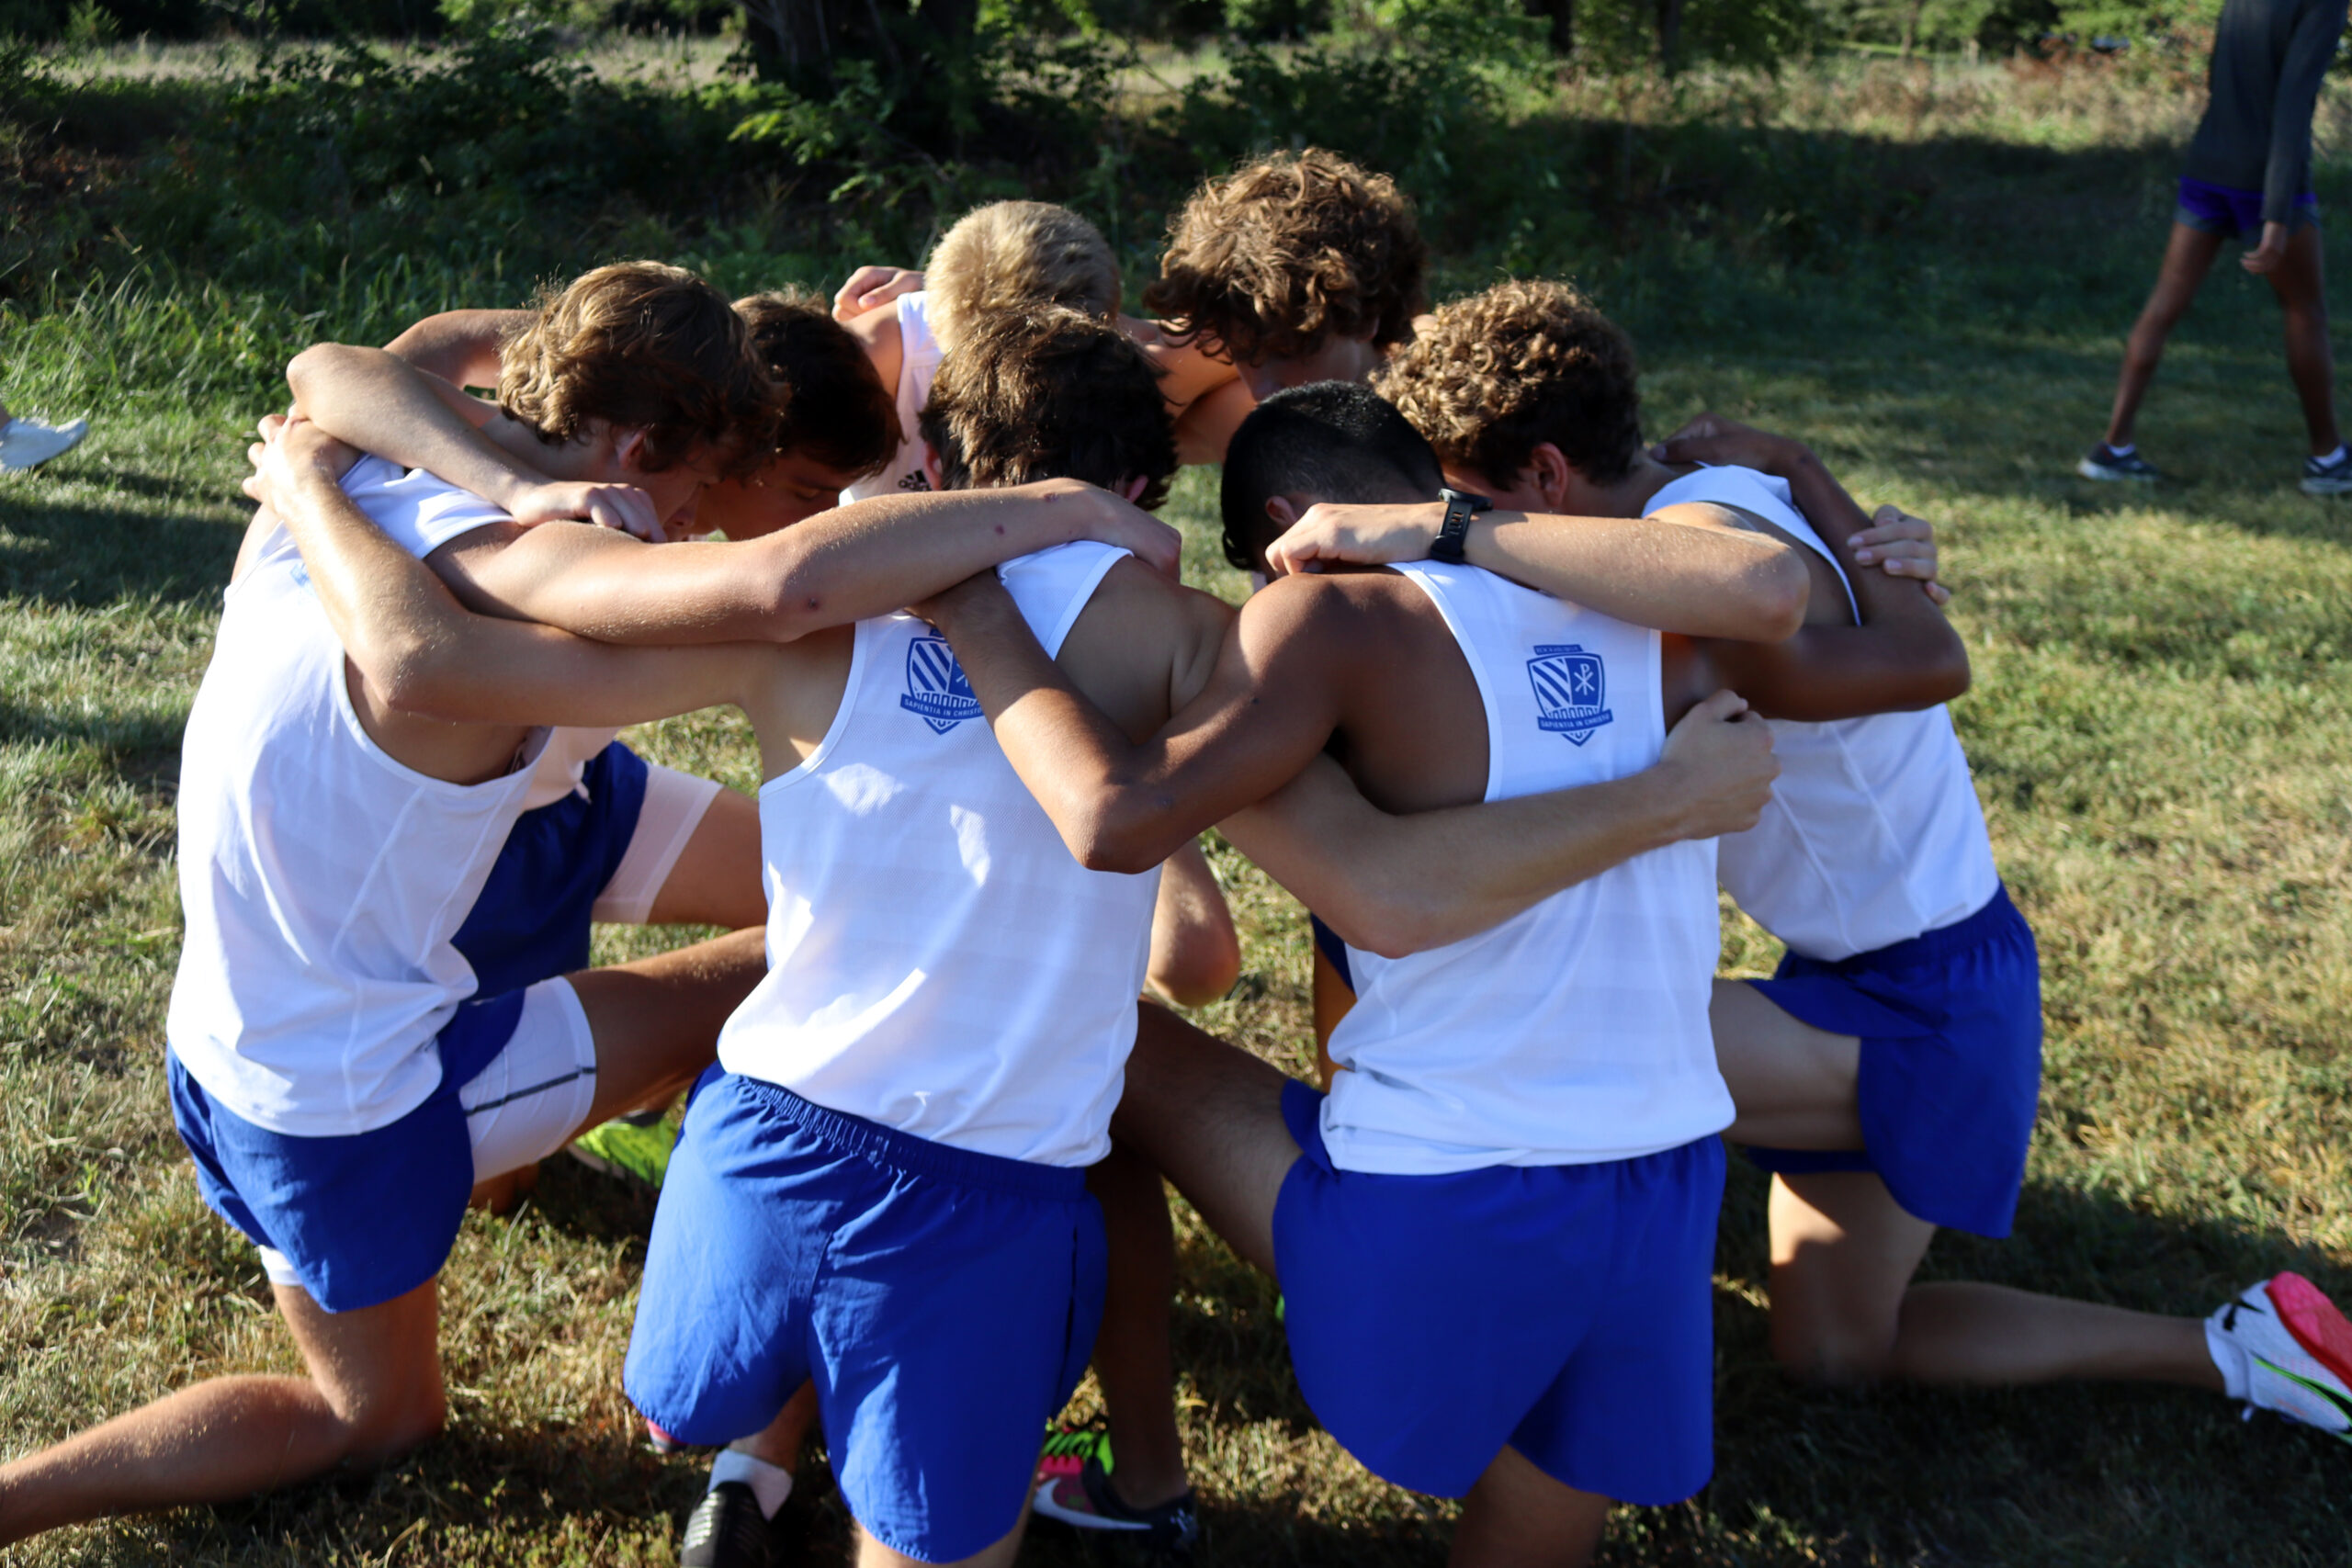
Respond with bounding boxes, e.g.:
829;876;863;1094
924;200;1121;355
1144;149;1426;367
1219;380;1442;574
1379;278;1642;490
735;288;900;480
499;260;776;478
918;308;1176;510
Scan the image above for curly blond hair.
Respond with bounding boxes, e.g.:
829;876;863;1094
918;308;1175;513
924;201;1121;354
498;261;777;479
1142;149;1426;367
1377;278;1643;488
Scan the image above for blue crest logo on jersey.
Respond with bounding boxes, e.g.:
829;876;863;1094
1525;643;1612;745
900;632;984;733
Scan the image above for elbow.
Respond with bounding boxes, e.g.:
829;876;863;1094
285;342;348;409
368;635;471;720
1066;799;1176;878
1928;649;1973;705
1752;555;1811;642
1327;892;1451;963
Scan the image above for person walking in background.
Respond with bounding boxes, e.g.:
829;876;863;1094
0;397;88;471
2081;0;2352;493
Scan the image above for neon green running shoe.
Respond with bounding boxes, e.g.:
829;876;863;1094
1037;1422;1114;1483
568;1109;678;1188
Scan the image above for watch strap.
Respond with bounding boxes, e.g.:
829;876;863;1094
1430;487;1491;565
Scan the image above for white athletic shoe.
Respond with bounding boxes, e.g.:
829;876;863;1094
2207;1272;2352;1441
0;415;89;472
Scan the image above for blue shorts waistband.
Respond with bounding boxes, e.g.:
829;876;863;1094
1815;884;2022;975
731;1076;1089;1201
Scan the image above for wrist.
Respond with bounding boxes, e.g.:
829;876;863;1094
1640;759;1713;847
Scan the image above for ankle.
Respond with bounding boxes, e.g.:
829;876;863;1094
1104;1455;1191;1512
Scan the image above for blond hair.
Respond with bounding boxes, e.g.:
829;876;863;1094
923;201;1121;352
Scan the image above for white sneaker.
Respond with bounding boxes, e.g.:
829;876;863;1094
2208;1272;2352;1441
0;415;89;472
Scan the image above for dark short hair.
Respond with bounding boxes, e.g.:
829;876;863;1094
918;308;1176;511
500;260;777;479
735;288;899;479
1219;381;1443;574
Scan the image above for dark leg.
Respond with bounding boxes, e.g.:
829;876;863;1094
2103;222;2227;450
2263;221;2340;456
1083;1139;1191;1511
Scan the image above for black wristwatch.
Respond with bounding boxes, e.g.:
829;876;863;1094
1430;487;1491;565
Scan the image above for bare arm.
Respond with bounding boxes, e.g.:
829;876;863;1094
1145;841;1242;1007
1266;499;1809;641
288;344;588;527
247;423;760;729
1222;688;1777;956
1654;423;1971;719
382;308;528;389
922;570;1350;875
421;478;1180;646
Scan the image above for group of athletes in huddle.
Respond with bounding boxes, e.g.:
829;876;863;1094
3;149;2347;1567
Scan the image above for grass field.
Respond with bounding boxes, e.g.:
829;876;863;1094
5;44;2352;1568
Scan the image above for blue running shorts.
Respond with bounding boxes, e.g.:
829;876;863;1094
452;740;650;994
626;1071;1108;1564
166;741;662;1313
1272;1080;1723;1506
170;987;532;1312
1742;884;2042;1238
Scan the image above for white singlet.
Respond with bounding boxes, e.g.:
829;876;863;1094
1650;464;2001;960
169;484;559;1137
718;541;1162;1168
842;290;944;502
1323;561;1734;1176
315;456;619;808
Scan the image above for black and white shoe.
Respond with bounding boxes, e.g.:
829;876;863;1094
1033;1456;1202;1564
2301;449;2352;495
680;1481;782;1567
2077;443;2162;482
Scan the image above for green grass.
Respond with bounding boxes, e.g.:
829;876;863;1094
6;49;2352;1568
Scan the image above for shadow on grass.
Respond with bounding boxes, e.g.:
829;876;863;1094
0;487;240;609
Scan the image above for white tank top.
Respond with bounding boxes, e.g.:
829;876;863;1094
718;542;1161;1168
168;531;555;1136
1650;465;2001;960
1322;562;1733;1175
324;456;618;809
842;291;944;502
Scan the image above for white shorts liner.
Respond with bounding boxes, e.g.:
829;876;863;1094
592;763;724;925
256;976;598;1287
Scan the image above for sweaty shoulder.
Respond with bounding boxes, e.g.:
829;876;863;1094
1057;557;1234;736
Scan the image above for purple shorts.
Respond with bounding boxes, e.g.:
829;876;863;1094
2177;176;2317;240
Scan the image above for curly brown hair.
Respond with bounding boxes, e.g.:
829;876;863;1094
918;308;1176;513
498;261;777;479
735;288;900;479
1377;278;1643;489
1142;150;1426;367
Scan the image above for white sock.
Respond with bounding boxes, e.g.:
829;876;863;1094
710;1448;795;1519
2105;441;2135;457
2205;1318;2251;1401
2317;444;2346;467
